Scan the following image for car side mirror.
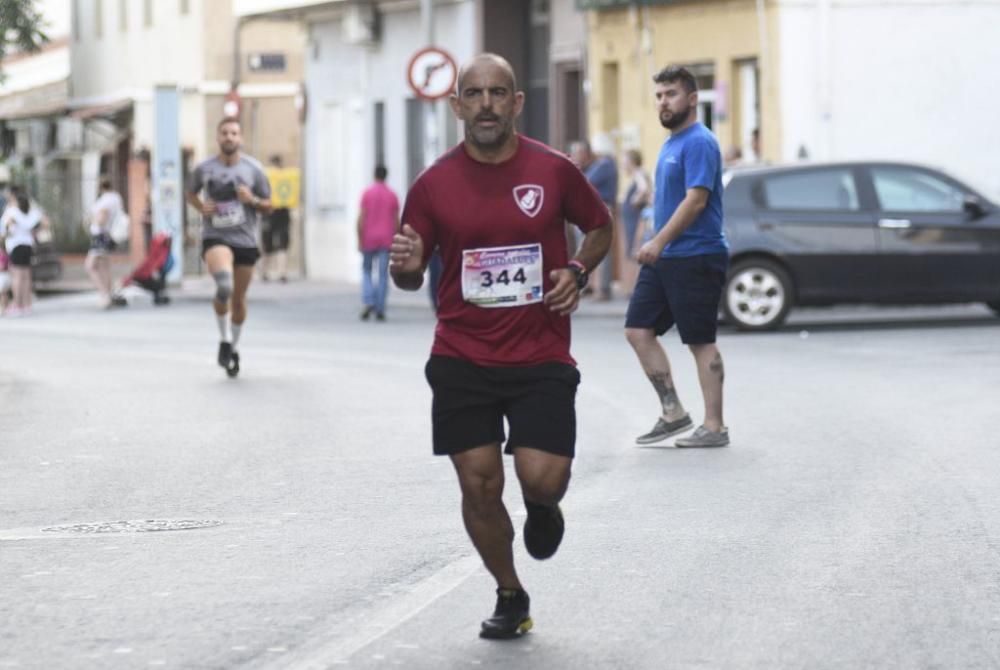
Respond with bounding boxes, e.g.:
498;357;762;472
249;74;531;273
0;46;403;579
963;195;987;220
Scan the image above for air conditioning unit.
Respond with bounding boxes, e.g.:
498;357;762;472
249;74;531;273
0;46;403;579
343;3;379;46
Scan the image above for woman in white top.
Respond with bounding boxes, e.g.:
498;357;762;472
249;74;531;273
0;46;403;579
1;186;45;316
84;178;125;308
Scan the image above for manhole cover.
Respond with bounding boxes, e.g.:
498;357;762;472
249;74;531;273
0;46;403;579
41;519;224;534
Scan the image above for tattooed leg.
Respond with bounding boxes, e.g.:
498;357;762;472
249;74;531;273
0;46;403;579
625;327;687;421
690;344;725;432
647;371;687;421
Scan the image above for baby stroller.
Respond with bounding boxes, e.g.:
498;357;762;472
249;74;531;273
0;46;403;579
117;232;173;305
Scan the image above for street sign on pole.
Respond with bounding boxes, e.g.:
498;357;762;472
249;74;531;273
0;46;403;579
153;85;183;282
407;47;458;101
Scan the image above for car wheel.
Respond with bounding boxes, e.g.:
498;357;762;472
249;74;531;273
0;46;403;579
723;259;793;331
987;301;1000;317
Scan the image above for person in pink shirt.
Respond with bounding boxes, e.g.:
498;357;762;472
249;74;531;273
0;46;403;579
357;165;400;320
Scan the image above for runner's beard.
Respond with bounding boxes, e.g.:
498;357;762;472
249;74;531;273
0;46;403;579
660;105;693;130
220;142;239;156
466;117;512;150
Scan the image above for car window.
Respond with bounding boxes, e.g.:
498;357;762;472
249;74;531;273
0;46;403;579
761;169;860;211
871;167;965;212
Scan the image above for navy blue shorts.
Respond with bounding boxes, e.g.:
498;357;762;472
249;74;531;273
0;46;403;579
625;253;729;344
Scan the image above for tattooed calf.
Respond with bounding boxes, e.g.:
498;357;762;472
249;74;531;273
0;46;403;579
647;371;681;413
709;353;725;383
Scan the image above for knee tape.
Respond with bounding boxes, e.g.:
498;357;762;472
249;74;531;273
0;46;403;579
212;270;233;303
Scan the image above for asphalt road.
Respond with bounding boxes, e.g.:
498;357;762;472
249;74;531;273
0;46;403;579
2;281;999;669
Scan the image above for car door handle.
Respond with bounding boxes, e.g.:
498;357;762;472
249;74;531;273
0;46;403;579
878;218;912;229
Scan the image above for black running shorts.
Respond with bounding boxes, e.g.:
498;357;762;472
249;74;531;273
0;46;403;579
9;245;32;267
424;355;581;458
201;240;260;266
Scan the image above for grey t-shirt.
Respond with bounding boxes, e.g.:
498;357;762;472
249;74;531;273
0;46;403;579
188;155;271;249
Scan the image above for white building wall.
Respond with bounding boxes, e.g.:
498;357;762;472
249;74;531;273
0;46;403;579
777;0;1000;198
70;0;207;150
302;1;477;281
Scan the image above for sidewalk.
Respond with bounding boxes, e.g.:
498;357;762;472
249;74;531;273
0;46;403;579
35;252;135;294
34;259;631;318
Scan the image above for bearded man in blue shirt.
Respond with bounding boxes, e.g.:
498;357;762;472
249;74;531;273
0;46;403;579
625;65;731;449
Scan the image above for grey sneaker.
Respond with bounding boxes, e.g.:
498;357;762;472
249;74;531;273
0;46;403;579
635;414;694;445
675;425;730;448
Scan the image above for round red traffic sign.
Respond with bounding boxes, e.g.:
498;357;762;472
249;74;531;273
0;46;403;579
407;47;458;101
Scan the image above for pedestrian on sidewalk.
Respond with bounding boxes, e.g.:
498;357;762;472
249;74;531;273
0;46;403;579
620;148;652;296
261;155;291;283
1;186;47;317
186;117;272;378
356;164;399;321
84;178;126;310
570;137;618;300
390;53;611;640
625;65;731;448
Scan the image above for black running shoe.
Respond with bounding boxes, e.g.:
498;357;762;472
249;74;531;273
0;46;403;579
217;341;233;368
524;501;564;560
479;588;532;640
226;351;240;378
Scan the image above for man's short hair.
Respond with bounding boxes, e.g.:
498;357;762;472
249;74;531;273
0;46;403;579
652;65;698;94
99;177;112;191
374;165;388;181
218;117;240;131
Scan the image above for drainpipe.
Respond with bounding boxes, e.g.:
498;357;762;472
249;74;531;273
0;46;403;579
755;0;770;159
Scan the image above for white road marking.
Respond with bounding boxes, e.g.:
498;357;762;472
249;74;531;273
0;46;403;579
265;554;482;668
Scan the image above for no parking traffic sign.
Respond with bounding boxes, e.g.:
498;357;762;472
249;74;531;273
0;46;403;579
407;47;458;101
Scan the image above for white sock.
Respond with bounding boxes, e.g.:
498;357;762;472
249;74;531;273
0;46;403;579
231;323;243;351
217;314;232;342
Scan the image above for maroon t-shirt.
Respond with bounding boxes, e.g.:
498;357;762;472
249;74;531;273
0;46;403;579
402;135;611;367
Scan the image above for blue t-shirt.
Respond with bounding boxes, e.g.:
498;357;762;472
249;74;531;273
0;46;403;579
653;123;728;258
584;156;618;205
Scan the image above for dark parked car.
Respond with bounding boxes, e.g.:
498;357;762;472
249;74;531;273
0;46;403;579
721;161;1000;330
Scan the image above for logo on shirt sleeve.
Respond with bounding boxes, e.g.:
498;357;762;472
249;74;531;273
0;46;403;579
513;185;544;218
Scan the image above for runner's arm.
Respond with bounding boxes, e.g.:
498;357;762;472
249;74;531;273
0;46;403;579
545;223;613;316
389;224;426;291
185;191;215;216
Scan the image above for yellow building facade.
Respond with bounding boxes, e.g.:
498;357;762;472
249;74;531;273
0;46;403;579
584;0;781;173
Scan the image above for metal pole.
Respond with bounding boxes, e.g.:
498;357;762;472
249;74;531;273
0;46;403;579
420;0;440;167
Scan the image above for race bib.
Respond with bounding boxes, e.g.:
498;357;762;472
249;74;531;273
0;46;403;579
212;200;246;228
461;243;543;308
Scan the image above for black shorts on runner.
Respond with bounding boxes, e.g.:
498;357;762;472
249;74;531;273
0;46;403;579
625;253;729;345
424;355;581;458
9;245;33;267
202;240;260;266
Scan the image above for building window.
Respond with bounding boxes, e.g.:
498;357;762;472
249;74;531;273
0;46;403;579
94;0;103;38
144;0;153;27
119;0;128;31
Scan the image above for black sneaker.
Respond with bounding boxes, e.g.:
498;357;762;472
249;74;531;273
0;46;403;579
375;312;386;322
479;588;532;639
635;414;693;446
217;341;233;368
360;306;373;321
226;351;240;378
524;501;564;560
